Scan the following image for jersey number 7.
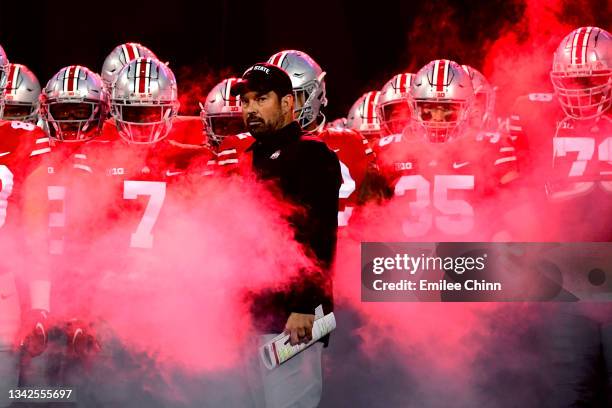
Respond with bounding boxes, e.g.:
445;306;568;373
123;181;166;249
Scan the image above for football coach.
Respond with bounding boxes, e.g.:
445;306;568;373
232;62;341;407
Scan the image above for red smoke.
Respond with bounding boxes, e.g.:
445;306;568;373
176;64;234;116
13;156;315;380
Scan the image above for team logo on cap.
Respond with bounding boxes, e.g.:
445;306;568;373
253;65;271;74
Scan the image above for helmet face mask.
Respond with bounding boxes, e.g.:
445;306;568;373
45;100;101;142
1;103;36;121
412;100;471;143
550;26;612;120
293;76;326;128
550;70;611;119
207;115;245;140
112;101;178;144
380;101;411;135
111;57;179;145
41;66;109;143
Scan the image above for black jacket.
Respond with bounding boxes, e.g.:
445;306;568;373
247;121;341;335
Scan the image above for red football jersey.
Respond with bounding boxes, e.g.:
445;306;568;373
376;128;518;241
316;127;375;226
0;120;50;232
216;132;254;174
510;93;612;240
88;128;215;251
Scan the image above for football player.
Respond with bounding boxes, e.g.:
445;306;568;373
0;45;50;406
94;55;215;265
509;26;612;241
508;26;612;406
0;63;41;124
460;65;498;132
376;73;415;137
100;42;157;93
19;65;110;386
269;50;381;226
375;59;518;241
200;77;246;151
347;90;383;145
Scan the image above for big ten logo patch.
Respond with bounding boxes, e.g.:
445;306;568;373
107;167;125;176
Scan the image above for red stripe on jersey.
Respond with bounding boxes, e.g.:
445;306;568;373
67;66;76;92
436;60;446;92
138;60;148;93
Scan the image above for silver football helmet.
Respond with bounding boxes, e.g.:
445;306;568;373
376;73;414;135
347;91;382;140
461;65;495;129
409;59;474;143
550;26;612;119
101;42;157;91
41;65;109;142
111;57;179;144
1;63;41;123
267;50;327;129
201;77;245;147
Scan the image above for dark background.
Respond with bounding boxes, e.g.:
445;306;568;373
0;0;608;119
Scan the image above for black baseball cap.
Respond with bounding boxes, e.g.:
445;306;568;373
230;62;293;98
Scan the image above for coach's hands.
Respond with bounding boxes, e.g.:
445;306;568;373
284;313;315;346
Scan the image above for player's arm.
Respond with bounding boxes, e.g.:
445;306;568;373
18;165;52;356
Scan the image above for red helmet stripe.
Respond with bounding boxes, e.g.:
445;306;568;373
128;43;138;60
224;78;238;107
138;59;148;93
270;52;284;67
73;66;81;91
364;91;378;124
66;66;77;92
579;26;593;64
6;64;17;95
435;60;446;92
571;27;587;64
398;74;407;91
